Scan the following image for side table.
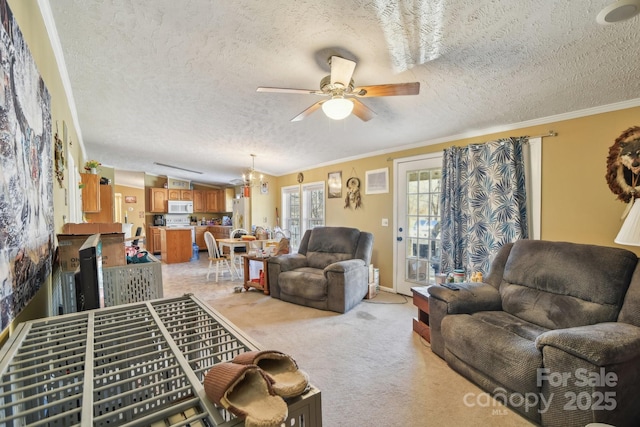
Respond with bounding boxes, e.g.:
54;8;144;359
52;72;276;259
411;286;432;343
242;254;270;295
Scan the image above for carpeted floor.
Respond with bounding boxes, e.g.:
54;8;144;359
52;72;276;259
161;256;534;427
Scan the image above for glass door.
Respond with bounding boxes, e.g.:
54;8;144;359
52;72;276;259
395;154;442;295
281;185;301;250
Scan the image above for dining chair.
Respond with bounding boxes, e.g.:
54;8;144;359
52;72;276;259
229;228;249;268
204;231;236;282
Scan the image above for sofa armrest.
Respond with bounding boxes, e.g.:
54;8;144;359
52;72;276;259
324;259;366;274
427;282;502;314
535;322;640;366
268;253;309;272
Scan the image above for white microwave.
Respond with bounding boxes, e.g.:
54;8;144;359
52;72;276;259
167;200;194;214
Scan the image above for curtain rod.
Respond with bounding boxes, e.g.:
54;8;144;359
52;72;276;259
386;130;559;161
529;130;558;139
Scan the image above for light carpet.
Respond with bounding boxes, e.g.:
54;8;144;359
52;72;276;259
161;257;534;427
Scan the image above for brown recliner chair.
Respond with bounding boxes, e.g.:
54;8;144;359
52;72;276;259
428;240;640;426
268;226;374;313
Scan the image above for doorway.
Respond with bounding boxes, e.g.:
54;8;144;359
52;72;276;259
394;154;443;296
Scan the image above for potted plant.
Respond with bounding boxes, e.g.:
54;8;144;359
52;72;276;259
84;160;101;174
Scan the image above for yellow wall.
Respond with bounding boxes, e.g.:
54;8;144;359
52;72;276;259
115;185;146;234
248;174;278;231
278;106;640;289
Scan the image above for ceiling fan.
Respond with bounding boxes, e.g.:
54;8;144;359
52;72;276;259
256;56;420;122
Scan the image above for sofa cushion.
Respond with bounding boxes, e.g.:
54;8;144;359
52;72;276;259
619;263;640;327
442;311;545;395
306;227;361;270
278;268;327;301
500;240;637;330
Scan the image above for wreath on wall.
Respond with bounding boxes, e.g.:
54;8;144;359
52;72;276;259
606;126;640;203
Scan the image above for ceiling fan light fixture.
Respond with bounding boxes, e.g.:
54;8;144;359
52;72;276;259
322;97;354;120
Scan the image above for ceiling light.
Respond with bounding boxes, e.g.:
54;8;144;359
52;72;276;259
242;154;263;189
322;97;354;120
597;0;640;24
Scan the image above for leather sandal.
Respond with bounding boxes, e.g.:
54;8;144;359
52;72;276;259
232;350;310;399
203;362;288;427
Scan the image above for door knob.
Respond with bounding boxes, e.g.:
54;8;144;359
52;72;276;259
397;236;403;241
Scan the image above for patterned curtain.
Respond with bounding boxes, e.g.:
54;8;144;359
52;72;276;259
440;137;528;276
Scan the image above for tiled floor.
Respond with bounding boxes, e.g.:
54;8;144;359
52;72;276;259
159;253;254;299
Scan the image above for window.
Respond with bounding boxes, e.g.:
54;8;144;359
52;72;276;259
302;181;325;233
281;181;325;251
406;168;441;284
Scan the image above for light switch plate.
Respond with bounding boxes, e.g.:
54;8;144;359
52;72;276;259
382;218;389;226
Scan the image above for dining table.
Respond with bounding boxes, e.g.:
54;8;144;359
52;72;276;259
217;238;278;275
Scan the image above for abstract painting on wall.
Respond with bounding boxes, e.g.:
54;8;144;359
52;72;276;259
0;0;53;333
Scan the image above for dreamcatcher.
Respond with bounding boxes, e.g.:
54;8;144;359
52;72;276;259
344;175;362;209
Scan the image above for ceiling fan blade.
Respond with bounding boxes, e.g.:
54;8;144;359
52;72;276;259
330;56;356;87
351;98;375;122
291;100;325;122
352;82;420;97
257;87;324;95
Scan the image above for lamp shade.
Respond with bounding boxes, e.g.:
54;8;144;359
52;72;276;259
615;198;640;246
322;97;354;120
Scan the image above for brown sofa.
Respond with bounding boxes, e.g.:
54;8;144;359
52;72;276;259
428;240;640;426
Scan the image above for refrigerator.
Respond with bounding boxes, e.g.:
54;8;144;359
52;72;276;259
232;198;251;230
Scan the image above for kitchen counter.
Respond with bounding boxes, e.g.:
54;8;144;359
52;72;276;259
160;228;192;263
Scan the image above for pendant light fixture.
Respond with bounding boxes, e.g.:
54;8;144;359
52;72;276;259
242;154;263;197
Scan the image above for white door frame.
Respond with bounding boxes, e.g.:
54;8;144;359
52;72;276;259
393;152;443;295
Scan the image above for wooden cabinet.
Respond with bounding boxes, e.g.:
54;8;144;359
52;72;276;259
147;226;162;254
168;189;193;201
195;226;208;250
149;188;168;213
81;173;100;212
168;189;181;200
160;228;192;263
85;184;114;222
193;190;205;213
216;191;226;212
205;190;219;212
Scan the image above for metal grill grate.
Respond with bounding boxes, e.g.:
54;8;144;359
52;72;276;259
0;295;322;427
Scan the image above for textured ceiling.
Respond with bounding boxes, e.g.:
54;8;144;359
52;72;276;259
44;0;640;186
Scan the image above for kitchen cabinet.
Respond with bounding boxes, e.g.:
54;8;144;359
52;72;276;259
160;228;192;263
205;190;219;212
168;189;193;201
81;173;100;213
147;226;162;254
193;190;205;213
168;189;181;201
149;188;168;213
216;191;226;212
195;226;208;250
85;184;114;222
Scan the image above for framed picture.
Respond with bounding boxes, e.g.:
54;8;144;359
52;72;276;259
365;167;389;194
328;171;342;198
260;181;269;195
125;196;137;203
